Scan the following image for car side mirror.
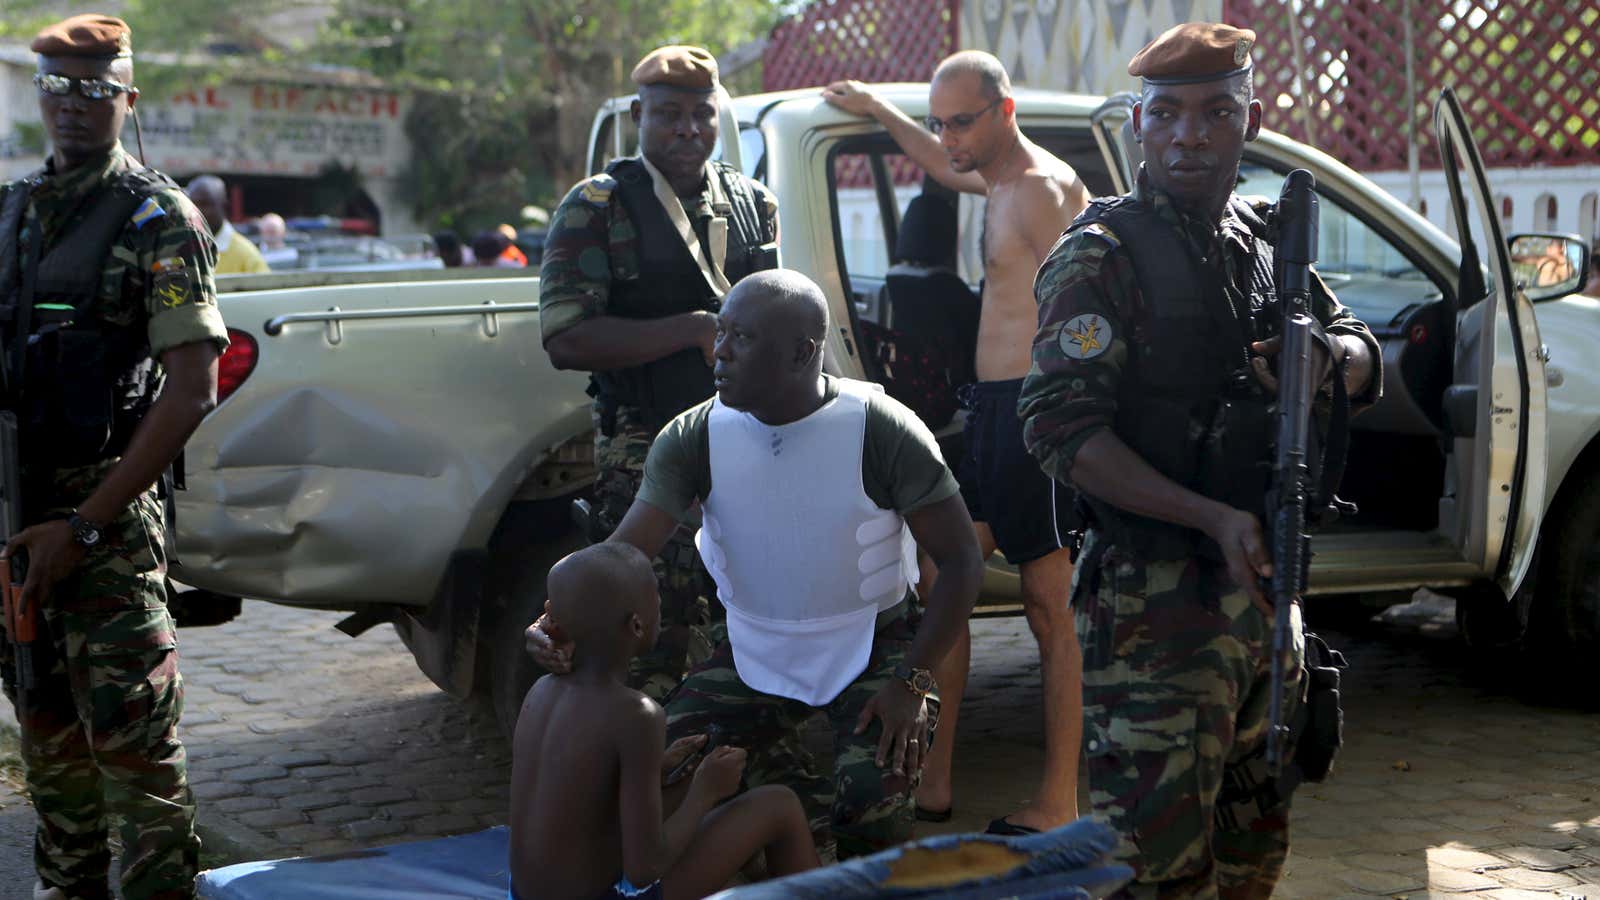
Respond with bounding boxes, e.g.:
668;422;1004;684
1507;232;1591;301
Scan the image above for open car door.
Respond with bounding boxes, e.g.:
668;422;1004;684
1089;92;1141;194
1435;87;1547;598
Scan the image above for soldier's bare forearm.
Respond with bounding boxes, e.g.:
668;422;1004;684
545;312;715;371
1070;429;1234;537
76;341;219;527
903;496;982;671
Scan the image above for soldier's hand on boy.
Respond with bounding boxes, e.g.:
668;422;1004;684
689;746;746;802
525;612;574;674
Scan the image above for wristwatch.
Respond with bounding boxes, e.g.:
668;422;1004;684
893;663;937;698
67;511;103;549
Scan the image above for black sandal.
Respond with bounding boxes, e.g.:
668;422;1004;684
984;816;1041;836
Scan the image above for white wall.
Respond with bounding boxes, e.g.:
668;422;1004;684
1367;166;1600;247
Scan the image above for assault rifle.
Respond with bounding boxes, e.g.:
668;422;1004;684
1265;170;1319;775
0;410;31;734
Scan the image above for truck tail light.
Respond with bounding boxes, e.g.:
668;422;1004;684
217;328;258;403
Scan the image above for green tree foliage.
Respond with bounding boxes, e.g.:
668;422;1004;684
6;0;785;231
103;0;788;232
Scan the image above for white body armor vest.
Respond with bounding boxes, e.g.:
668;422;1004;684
696;379;918;706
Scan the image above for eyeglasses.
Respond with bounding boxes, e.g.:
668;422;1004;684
924;98;1002;136
33;72;135;101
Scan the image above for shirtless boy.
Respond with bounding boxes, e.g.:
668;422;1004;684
823;51;1089;835
509;543;818;900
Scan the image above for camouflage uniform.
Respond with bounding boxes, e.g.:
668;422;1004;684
664;600;932;861
540;166;777;701
1;143;227;899
1018;169;1379;898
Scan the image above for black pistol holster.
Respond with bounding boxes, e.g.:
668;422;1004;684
1292;631;1348;783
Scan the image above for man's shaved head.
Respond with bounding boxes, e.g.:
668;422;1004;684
933;50;1011;100
544;543;658;666
727;269;828;343
712;269;829;416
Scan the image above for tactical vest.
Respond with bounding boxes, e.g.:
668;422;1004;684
591;157;778;434
0;165;170;469
1074;195;1281;561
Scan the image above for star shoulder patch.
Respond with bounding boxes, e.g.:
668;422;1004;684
1059;312;1113;360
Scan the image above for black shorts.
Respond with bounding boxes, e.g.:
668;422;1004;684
957;379;1082;566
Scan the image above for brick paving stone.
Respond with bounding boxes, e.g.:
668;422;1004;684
343;818;407;842
348;785;413;806
311;775;386;794
292;765;354;781
1427;847;1510;871
1490;867;1580;891
250;778;316;799
1497;847;1587;872
262;750;332;769
237;807;308;830
288;792;348;813
246;718;298;736
213;796;277;816
309;806;369;826
189;781;248;801
1426;867;1502;892
228;765;291;784
1490;830;1584;851
194;754;260;771
413;813;480;835
1334;867;1427;894
273;823;340;847
1481;890;1575;899
1341;852;1418;874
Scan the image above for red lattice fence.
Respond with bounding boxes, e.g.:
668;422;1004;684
1227;0;1600;170
763;0;958;91
764;0;957;186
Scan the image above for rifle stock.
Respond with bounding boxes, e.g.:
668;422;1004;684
1266;170;1319;775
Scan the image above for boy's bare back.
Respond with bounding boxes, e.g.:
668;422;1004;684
511;673;660;900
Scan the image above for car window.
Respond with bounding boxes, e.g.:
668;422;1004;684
738;124;766;182
1238;161;1444;325
830;150;925;282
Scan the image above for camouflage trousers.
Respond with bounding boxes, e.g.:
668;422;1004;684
1074;532;1305;900
1;491;198;899
663;600;932;860
593;410;719;703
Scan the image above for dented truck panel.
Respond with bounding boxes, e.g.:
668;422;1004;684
171;276;592;608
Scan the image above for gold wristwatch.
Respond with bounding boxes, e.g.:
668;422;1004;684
894;663;936;697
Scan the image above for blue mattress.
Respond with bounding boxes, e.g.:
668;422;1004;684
197;818;1132;899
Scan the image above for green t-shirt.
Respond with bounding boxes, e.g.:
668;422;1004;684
638;376;960;521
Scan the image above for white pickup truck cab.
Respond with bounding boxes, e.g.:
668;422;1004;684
175;86;1593;728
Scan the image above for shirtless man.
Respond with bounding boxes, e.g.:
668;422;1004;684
510;543;817;900
823;51;1089;835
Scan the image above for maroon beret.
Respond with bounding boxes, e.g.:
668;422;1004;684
31;14;132;59
1128;23;1255;85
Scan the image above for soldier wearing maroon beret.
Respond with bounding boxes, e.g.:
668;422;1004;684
1018;22;1381;897
2;13;222;900
531;45;778;710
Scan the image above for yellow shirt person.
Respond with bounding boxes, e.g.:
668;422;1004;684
214;220;270;274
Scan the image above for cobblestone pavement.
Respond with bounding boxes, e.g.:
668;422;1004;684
6;592;1598;898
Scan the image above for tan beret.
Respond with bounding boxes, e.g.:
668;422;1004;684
1128;23;1255;85
631;45;718;92
31;14;132;59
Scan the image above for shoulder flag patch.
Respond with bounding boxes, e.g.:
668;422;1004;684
1081;222;1121;249
130;197;166;230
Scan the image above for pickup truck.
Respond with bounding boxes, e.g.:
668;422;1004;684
177;85;1594;731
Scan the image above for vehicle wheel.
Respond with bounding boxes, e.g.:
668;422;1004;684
479;505;588;738
1531;476;1600;661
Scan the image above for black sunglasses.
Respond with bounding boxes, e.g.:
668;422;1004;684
33;72;135;101
925;98;1002;136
